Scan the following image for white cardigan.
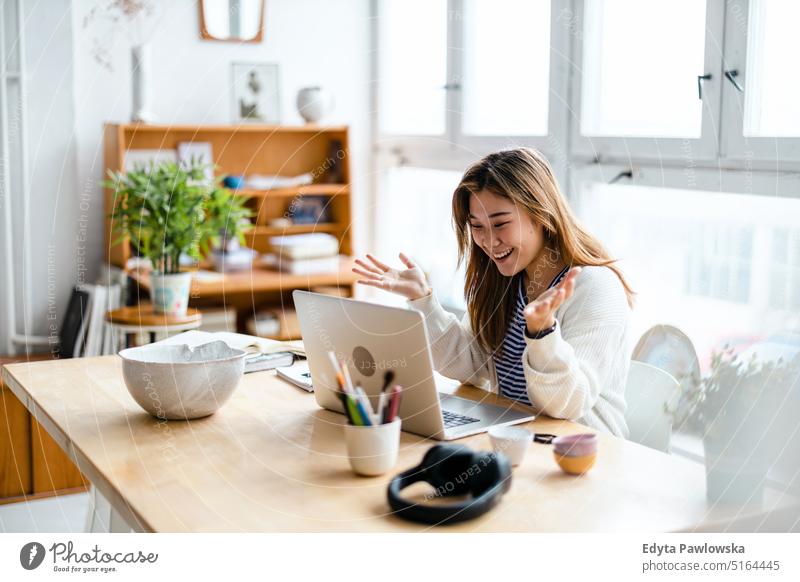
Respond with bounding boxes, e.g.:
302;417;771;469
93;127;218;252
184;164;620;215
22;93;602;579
407;265;631;436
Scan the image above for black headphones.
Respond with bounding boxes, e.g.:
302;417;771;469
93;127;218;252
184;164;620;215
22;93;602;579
387;444;512;525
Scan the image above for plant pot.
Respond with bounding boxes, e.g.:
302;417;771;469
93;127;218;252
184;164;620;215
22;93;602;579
150;272;192;316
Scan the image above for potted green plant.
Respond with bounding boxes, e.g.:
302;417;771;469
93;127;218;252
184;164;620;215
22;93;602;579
680;347;799;504
205;182;255;272
106;160;251;315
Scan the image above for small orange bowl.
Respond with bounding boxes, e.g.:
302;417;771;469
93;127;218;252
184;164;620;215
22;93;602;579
554;451;596;475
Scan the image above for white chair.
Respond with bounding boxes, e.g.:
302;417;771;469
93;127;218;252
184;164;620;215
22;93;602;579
624;360;680;453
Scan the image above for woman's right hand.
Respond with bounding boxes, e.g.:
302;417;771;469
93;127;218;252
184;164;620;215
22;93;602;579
352;253;431;301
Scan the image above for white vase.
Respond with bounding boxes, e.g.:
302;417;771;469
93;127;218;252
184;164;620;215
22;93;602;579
131;44;156;123
296;86;332;123
150;272;192;316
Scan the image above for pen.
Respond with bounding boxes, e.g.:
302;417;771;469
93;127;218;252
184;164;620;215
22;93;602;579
353;394;372;426
327;350;340;374
345;394;362;425
387;384;402;423
340;359;356;394
377;392;386;425
327;352;349;392
381;370;395;393
337;391;355;424
355;386;376;425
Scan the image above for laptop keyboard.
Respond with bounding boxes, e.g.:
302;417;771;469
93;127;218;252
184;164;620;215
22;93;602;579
442;409;481;429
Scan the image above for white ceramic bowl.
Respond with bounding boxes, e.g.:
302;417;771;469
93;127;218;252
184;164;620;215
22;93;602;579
119;341;247;420
488;426;533;466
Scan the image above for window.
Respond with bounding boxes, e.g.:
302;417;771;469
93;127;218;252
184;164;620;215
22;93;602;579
685;224;753;304
769;229;800;311
572;0;722;160
574;175;800;369
372;167;465;309
461;0;551;136
581;0;706;138
372;0;569;308
374;0;568;162
743;0;800;137
721;0;800;159
376;0;448;136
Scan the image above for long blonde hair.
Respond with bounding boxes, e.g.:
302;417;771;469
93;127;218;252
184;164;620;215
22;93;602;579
452;148;634;355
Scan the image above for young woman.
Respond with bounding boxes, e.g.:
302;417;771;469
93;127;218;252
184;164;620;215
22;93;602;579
353;148;634;436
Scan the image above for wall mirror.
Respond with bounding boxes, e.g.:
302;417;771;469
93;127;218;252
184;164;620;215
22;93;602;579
199;0;265;43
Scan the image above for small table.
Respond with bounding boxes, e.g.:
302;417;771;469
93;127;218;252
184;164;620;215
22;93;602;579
105;303;202;348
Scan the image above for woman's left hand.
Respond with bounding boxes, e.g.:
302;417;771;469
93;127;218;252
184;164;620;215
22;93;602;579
523;267;582;334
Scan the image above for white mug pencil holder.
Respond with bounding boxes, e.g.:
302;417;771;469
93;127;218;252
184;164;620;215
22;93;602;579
343;418;401;476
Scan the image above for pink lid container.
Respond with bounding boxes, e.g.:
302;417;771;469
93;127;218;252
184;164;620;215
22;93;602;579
552;433;598;457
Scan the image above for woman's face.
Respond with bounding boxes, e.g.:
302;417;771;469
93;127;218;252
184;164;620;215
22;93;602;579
468;189;543;277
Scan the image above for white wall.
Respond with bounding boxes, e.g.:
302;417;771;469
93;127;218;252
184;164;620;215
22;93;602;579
2;0;371;351
72;0;372;274
0;0;79;352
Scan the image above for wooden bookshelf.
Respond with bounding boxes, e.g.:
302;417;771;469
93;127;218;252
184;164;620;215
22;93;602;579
104;123;353;265
103;123;357;337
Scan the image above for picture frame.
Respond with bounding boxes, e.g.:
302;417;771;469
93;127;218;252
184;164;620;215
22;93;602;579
231;62;280;123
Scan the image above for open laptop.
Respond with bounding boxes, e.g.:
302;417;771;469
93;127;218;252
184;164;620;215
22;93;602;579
293;290;535;440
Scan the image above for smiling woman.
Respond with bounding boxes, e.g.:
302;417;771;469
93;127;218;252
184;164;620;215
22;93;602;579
355;148;635;436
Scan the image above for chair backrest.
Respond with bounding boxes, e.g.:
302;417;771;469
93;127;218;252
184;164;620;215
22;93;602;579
624;360;680;453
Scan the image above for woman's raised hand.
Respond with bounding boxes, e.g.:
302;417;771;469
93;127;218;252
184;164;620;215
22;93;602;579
523;267;582;334
352;253;431;301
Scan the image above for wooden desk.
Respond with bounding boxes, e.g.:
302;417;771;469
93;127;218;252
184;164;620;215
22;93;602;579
0;355;88;503
2;357;791;532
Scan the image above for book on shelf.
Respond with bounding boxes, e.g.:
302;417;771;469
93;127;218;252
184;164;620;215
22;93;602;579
269;233;339;260
71;283;122;358
260;253;342;275
277;255;341;275
244;173;313;190
59;287;90;358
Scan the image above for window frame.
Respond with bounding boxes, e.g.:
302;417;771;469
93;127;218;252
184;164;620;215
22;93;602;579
568;161;800;202
719;0;800;162
568;0;726;164
371;0;572;172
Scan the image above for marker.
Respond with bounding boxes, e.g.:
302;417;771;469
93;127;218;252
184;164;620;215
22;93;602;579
346;394;362;425
340;359;356;394
377;392;386;424
381;370;395;393
387;385;402;423
338;391;354;424
353;395;372;426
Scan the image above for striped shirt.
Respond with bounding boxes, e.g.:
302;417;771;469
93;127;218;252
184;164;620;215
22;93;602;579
494;266;570;405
